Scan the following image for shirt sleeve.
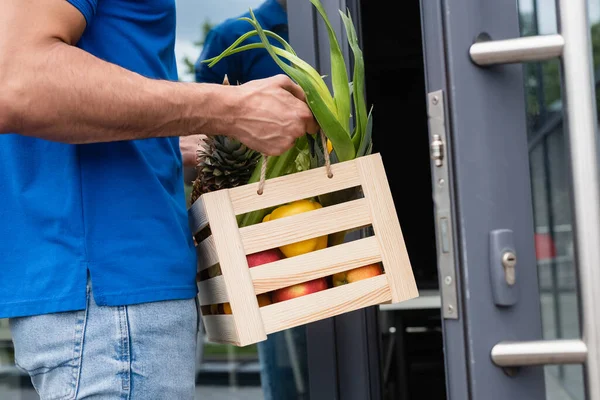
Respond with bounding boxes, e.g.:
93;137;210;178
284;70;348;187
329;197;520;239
65;0;98;26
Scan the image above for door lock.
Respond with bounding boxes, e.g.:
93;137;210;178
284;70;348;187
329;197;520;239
489;230;518;306
501;251;517;285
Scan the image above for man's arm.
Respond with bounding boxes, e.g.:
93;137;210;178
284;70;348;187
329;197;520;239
0;0;317;156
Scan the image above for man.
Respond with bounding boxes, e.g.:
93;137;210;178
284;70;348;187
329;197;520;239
0;1;317;399
196;0;289;85
195;2;310;400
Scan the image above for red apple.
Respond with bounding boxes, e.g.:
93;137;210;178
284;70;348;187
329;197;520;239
215;250;282;315
332;263;383;286
247;248;284;268
272;278;329;303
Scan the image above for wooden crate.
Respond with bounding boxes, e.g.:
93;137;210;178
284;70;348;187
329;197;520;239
188;153;419;346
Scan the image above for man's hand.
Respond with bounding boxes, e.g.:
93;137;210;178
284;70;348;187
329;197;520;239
223;75;319;156
179;134;205;168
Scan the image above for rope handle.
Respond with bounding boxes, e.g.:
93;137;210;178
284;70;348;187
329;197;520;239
257;130;333;195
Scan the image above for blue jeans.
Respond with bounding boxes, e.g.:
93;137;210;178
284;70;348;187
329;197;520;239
9;282;198;400
257;326;308;400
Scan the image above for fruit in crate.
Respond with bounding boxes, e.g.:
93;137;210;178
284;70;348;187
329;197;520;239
272;278;329;303
219;249;281;314
190;135;261;204
332;263;383;287
266;199;328;257
210;304;222;315
246;248;284;267
190;75;261;205
207;265;221;278
223;293;272;315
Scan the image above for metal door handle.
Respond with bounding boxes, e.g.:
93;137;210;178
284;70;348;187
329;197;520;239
491;340;587;367
469;0;600;396
470;34;564;66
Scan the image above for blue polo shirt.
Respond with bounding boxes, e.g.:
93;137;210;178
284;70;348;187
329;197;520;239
195;0;288;85
0;0;197;319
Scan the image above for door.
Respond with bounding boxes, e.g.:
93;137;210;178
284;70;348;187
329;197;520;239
421;0;600;399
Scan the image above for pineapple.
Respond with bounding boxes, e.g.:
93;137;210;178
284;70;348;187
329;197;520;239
190;75;261;204
190;135;261;203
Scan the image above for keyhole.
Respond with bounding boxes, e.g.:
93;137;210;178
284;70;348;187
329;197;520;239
502;251;517;286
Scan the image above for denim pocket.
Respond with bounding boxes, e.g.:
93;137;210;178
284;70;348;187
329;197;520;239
9;309;86;400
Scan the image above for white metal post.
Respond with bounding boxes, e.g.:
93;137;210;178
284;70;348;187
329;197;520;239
557;0;600;398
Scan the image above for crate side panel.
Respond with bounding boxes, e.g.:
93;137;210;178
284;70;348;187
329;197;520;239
241;198;372;255
355;154;419;302
197;275;229;306
202;315;240;346
250;236;382;294
261;274;392;334
229;158;361;215
196;236;218;272
188;197;209;235
202;190;267;344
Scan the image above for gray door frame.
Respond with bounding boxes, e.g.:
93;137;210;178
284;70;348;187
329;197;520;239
421;0;547;399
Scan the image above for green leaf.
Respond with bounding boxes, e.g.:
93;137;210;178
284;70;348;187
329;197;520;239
203;27;296;68
310;0;351;134
340;10;368;152
205;42;336;112
245;10;355;161
357;106;374;157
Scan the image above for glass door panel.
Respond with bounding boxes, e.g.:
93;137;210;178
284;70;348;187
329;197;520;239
518;0;600;398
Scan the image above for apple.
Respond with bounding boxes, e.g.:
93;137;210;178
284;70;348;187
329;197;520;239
332;263;383;286
208;249;283;315
246;248;284;267
272;278;329;303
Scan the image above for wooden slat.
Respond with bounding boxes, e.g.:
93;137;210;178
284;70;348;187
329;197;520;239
202;315;240;346
188;197;209;235
202;190;267;345
261;274;392;334
196;236;218;272
197;275;229;306
250;236;382;294
228;158;362;215
240;198;372;255
355;154;419;302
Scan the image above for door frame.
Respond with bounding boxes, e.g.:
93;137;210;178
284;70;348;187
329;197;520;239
421;0;548;398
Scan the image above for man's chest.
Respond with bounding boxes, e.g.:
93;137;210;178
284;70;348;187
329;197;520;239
96;0;176;20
